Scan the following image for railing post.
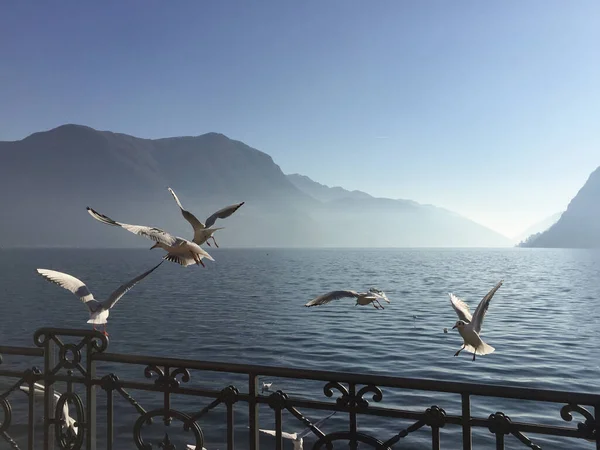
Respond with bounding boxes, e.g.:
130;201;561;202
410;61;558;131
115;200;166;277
86;339;96;450
43;339;55;450
595;404;600;450
248;374;259;450
461;393;471;450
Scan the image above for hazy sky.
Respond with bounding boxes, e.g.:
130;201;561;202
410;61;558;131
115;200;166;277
1;1;598;238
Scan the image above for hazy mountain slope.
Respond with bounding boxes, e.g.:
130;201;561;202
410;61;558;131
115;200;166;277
287;174;511;247
0;124;510;248
287;173;372;202
513;212;563;245
520;166;600;248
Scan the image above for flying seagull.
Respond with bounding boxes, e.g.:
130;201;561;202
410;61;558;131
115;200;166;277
449;280;504;361
36;261;164;336
258;411;337;450
305;288;390;309
87;207;214;267
261;382;273;393
168;187;244;248
20;382;78;436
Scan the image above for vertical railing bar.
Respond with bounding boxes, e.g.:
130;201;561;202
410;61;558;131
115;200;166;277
275;406;283;450
595;404;600;450
226;402;234;450
106;388;113;450
461;393;471;450
496;433;504;450
248;374;259;450
27;377;35;450
43;339;55;450
86;339;96;450
349;383;358;450
432;425;440;450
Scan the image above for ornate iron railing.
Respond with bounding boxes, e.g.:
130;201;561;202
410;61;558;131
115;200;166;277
0;328;598;449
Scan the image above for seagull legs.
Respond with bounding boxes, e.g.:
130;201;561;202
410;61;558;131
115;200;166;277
190;251;206;267
212;236;219;248
103;324;109;337
371;300;384;309
472;352;476;361
454;345;465;357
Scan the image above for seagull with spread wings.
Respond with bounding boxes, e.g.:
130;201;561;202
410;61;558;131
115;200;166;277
36;261;163;336
305;288;390;309
449;280;504;361
168;187;244;248
86;207;214;267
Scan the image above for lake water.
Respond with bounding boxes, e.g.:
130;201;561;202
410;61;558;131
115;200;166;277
0;248;599;449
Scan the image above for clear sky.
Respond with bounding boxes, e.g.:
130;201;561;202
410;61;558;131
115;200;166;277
1;1;598;238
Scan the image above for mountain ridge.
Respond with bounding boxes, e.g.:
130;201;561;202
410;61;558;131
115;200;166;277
0;124;511;248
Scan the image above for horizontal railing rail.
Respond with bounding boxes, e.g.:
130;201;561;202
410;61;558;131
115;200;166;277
0;328;598;450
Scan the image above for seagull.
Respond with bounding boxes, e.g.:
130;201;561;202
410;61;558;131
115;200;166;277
449;280;504;361
304;288;390;309
20;382;78;436
261;382;273;393
168;187;244;248
87;207;214;267
36;261;163;336
258;411;337;450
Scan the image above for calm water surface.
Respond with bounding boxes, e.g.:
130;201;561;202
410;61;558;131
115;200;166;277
0;248;599;449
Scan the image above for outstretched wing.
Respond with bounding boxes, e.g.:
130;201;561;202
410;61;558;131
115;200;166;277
87;207;178;247
305;290;360;307
258;429;298;441
369;288;390;303
167;187;206;232
102;260;165;310
449;293;472;323
37;269;95;302
36;269;102;313
471;280;504;334
204;202;245;228
297;411;337;439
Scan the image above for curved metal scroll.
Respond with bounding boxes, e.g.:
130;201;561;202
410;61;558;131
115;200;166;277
133;408;203;450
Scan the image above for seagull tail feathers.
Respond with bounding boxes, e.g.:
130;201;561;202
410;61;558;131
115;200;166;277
464;342;495;356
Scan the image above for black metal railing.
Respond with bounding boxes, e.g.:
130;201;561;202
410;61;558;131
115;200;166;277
0;328;598;449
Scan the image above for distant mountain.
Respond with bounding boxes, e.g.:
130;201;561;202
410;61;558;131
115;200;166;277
0;124;511;248
520;166;600;248
513;212;563;245
286;173;510;247
287;173;373;202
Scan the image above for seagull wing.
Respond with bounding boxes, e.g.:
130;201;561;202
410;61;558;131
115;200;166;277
369;289;390;303
449;293;472;322
471;280;504;334
36;269;99;310
304;290;360;307
297;411;337;439
258;429;298;441
204;202;245;228
87;207;178;247
102;260;164;310
167;187;206;232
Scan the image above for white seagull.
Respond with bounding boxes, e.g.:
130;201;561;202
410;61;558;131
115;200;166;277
168;187;244;248
20;382;78;436
305;288;390;309
261;382;273;393
87;207;214;267
36;261;163;336
449;280;504;361
258;411;337;450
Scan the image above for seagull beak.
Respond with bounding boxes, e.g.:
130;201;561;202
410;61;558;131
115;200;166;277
452;324;457;329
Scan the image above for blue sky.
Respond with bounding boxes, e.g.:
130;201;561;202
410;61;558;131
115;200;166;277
1;1;598;238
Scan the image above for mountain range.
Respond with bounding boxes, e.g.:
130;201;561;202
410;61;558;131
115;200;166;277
0;124;569;248
519;165;600;248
